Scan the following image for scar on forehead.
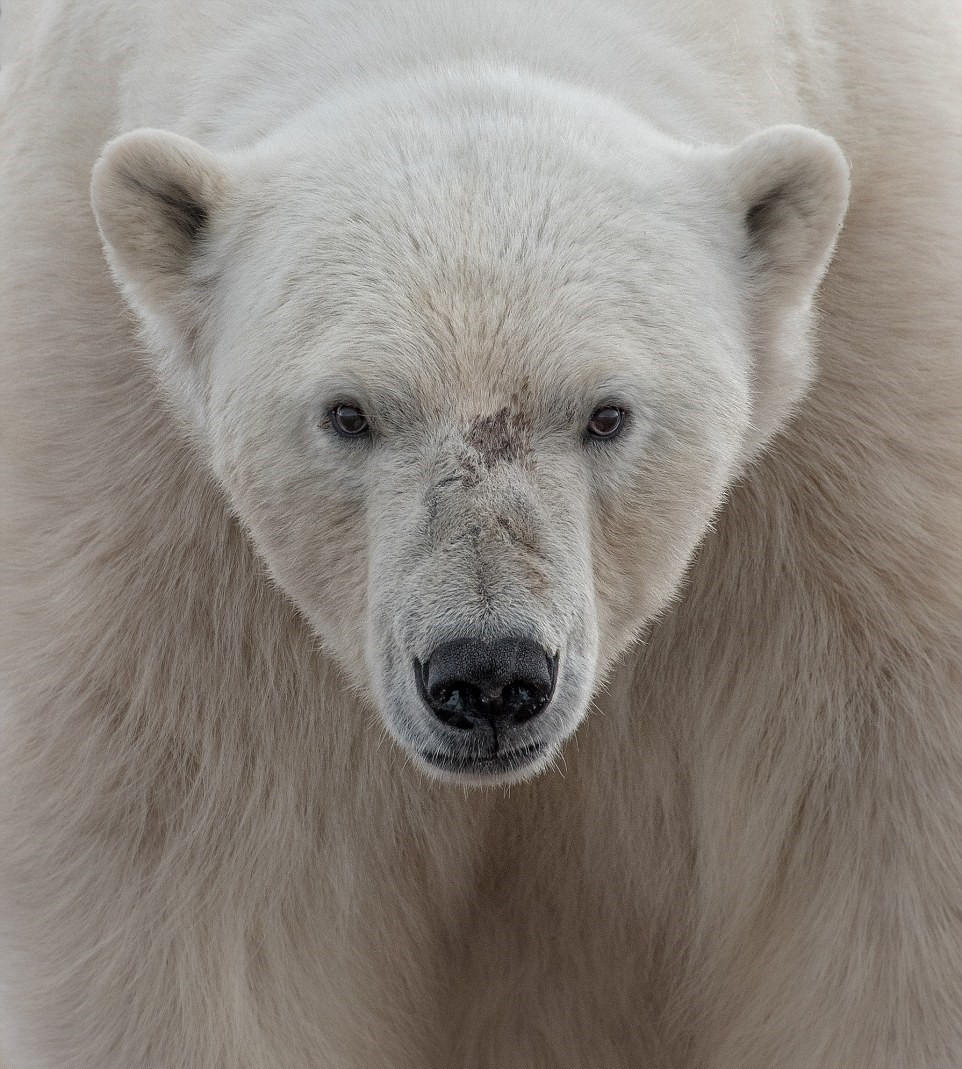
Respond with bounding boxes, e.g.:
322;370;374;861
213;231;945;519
465;405;531;467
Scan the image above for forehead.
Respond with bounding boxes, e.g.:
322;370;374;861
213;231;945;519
262;253;729;444
240;157;737;414
273;227;654;383
303;278;651;427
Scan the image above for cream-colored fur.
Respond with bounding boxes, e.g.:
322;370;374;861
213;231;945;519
1;2;961;1066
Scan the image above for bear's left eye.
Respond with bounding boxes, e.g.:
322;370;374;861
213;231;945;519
586;406;626;440
329;403;370;438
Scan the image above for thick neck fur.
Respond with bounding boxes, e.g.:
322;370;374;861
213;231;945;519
119;0;807;148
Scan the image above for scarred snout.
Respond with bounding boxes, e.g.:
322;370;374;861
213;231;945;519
369;419;599;784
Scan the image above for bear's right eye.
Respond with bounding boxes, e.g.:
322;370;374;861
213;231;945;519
328;403;370;439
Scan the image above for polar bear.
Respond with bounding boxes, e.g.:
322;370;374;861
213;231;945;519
1;1;961;1066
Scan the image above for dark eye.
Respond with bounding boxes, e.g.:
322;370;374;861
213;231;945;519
586;406;626;440
329;403;370;438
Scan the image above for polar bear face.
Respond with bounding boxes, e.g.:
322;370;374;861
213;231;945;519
92;77;848;784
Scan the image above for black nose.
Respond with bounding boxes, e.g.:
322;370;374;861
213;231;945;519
416;637;558;731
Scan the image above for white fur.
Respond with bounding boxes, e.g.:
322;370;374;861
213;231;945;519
1;2;961;1066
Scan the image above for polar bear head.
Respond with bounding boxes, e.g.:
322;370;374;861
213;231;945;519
92;71;848;785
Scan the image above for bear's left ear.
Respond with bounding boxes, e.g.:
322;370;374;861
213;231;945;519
91;128;231;367
717;124;850;456
728;124;850;305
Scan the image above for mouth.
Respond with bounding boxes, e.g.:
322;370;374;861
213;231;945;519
416;739;550;781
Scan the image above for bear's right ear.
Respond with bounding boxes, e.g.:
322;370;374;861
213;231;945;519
91;129;230;360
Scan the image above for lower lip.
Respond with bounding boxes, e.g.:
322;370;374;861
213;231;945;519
417;740;548;777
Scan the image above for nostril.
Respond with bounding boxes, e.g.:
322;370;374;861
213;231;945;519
427;685;476;730
501;681;544;724
415;638;558;730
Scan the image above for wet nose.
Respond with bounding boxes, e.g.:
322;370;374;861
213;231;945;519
416;637;558;731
